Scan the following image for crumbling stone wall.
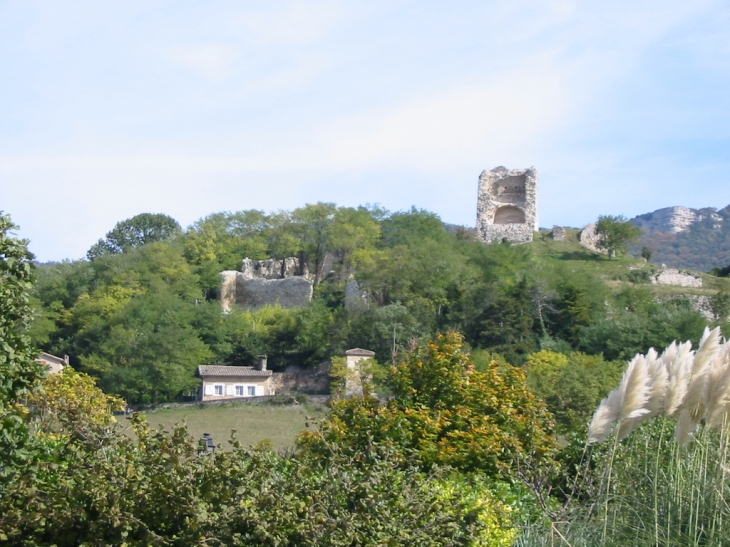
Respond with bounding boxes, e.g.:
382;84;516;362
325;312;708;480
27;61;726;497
552;226;566;241
271;363;331;395
652;268;703;288
220;257;313;312
578;223;606;254
476;166;539;244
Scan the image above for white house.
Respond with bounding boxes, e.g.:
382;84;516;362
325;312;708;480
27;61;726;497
37;352;68;374
198;365;275;401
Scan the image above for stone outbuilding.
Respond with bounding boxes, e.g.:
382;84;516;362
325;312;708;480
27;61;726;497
344;348;376;396
37;352;68;374
198;364;275;401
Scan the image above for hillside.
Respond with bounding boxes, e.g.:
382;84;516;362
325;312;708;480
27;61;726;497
630;204;730;271
28;205;730;405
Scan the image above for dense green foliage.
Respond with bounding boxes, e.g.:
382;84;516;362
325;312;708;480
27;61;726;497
0;214;45;491
1;415;492;546
29;204;719;403
525;350;624;433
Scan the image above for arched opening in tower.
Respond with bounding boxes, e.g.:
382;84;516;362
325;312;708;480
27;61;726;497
493;206;525;224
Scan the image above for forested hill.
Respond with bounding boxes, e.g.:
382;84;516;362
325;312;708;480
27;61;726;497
631;204;730;271
29;204;730;404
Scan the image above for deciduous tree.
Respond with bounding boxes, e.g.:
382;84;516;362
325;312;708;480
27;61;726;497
595;215;641;259
87;213;181;259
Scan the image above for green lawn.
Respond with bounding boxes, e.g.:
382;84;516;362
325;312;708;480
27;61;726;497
127;402;328;451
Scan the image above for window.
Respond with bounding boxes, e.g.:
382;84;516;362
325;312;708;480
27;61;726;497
214;385;224;396
235;385;244;396
248;386;256;396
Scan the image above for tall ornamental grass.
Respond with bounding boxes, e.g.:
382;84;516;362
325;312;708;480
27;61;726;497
521;327;730;547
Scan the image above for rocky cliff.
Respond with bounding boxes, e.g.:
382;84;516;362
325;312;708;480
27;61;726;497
631;204;730;271
631;206;724;234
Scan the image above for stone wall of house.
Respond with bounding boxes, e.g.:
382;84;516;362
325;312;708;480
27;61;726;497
476;166;539;244
220;257;313;312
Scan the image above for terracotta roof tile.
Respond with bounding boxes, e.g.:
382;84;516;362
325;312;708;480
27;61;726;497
198;366;272;377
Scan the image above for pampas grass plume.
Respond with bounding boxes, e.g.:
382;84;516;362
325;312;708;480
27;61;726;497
618;354;652;423
588;388;623;444
588;354;652;443
664;341;694;418
675;327;721;444
645;348;669;419
706;341;730;431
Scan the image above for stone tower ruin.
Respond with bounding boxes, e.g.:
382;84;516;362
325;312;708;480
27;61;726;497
476;166;539;244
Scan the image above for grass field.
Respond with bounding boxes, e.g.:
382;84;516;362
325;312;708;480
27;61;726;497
127;401;328;451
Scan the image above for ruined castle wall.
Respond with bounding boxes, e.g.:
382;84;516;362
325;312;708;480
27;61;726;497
476;166;539;244
652;269;703;288
235;276;313;310
552;226;566;241
578;223;606;254
219;257;313;312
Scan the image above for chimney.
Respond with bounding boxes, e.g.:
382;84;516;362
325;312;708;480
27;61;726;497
256;355;268;371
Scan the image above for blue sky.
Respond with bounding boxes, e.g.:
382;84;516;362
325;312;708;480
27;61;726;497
1;1;729;262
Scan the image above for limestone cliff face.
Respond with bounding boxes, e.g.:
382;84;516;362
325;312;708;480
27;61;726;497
631;204;729;271
631;206;724;234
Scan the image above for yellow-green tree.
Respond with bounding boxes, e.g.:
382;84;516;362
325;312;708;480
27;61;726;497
301;332;556;478
30;368;125;442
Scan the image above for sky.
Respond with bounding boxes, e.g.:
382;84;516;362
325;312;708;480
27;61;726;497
1;0;729;262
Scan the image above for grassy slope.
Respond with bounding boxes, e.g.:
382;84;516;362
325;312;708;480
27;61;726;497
528;230;730;298
137;402;328;451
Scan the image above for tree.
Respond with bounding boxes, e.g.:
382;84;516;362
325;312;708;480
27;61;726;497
29;367;125;444
711;289;730;322
300;332;556;478
526;350;623;432
710;263;730;278
595;215;641;259
0;214;45;490
87;213;181;260
474;278;538;363
641;246;653;261
549;281;595;344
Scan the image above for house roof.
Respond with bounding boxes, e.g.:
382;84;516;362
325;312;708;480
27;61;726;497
37;353;67;366
198;365;272;378
345;348;375;357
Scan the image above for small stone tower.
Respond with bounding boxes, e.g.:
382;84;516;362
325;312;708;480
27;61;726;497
476;166;539;244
